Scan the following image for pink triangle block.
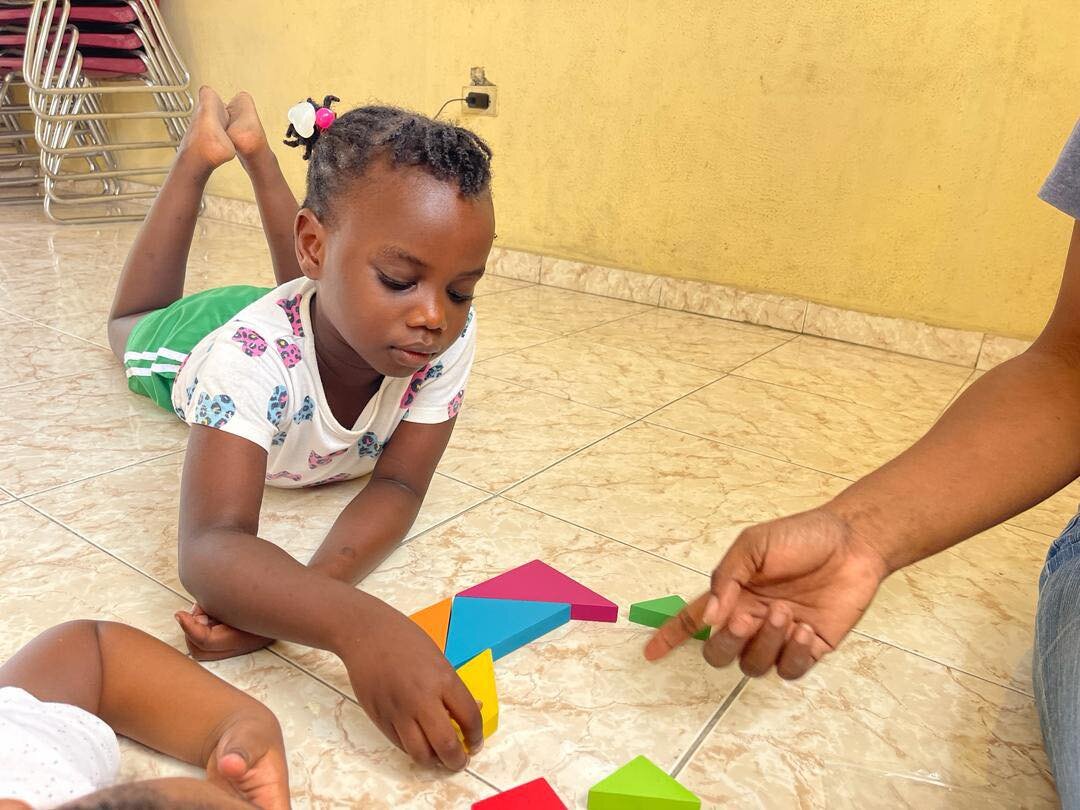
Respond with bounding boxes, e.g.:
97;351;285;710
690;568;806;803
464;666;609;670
458;560;618;623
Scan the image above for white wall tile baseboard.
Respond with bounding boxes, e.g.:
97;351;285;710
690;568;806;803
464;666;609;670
181;189;1033;371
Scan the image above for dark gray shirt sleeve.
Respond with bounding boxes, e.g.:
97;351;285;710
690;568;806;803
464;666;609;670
1039;118;1080;219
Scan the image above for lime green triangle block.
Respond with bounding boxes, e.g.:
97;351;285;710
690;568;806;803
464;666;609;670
628;595;709;641
588;756;700;809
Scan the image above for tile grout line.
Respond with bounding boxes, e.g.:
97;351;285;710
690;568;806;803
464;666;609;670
497;495;714;579
0;361;119;393
725;369;962;423
464;768;503;795
670;675;750;777
484;372;734;501
473;312;801;457
13;448;187;501
21;500;194;607
636;419;858;483
849;628;1037;700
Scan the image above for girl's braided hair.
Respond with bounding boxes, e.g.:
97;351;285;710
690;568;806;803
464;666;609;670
285;102;493;223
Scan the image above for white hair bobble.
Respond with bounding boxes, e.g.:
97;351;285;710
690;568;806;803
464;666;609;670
283;94;340;160
287;100;316;138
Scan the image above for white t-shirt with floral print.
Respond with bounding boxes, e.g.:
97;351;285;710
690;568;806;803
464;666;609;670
171;277;475;488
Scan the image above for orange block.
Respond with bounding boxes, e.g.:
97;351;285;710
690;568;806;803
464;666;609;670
410;598;452;652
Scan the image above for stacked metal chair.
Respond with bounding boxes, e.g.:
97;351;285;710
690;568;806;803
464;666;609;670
0;0;192;223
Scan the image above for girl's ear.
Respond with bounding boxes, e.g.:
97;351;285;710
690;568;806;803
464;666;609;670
294;208;326;280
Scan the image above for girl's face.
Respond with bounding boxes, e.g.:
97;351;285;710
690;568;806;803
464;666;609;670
296;159;495;377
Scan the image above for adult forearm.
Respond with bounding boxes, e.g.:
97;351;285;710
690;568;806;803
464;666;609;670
179;528;384;653
827;345;1080;571
307;477;422;584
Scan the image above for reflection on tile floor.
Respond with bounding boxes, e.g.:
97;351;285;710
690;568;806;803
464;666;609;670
0;206;1063;806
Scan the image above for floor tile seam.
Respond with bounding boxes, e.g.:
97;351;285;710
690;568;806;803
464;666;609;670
796;330;978;370
464;768;503;795
849;628;1037;699
474;328;740;380
15;448;187;500
508;278;661;313
670;675;750;777
472;281;537;299
933;368;979;421
486;374;735;498
398;491;501;549
431;469;498;496
0;361;118;392
546;324;796;375
796;297;810;333
713;331;804;377
15;317;111;350
724;370;952;423
561;306;658;336
20;499;193;606
0;306;32;322
1001;520;1058;539
493;494;714;580
469;370;640;420
473;332;568;365
474;310;561;341
636;418;859;483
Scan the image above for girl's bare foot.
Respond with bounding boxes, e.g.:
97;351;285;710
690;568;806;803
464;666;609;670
225;91;272;164
179;86;236;169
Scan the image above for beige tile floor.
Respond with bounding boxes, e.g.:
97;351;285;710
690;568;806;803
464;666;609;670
0;205;1064;807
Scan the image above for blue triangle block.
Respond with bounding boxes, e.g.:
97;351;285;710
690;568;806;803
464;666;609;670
444;597;571;667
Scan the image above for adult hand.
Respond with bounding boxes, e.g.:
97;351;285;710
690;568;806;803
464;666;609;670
645;507;890;679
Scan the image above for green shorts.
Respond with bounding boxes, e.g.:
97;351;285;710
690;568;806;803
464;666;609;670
124;285;271;413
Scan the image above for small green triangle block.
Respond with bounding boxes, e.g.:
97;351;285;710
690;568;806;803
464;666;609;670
587;755;701;809
628;595;709;640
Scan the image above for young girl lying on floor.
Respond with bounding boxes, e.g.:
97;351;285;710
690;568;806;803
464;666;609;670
105;87;493;771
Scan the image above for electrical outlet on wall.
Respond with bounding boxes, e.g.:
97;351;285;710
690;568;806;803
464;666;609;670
462;84;497;117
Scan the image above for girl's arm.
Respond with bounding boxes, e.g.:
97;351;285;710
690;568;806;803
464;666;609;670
176;426;484;770
0;621;289;806
307;419;456;582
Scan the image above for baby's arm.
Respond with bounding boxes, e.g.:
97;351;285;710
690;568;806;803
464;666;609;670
0;621;289;806
308;419;456;582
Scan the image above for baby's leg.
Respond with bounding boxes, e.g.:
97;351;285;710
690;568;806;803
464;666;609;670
225;92;303;286
106;86;236;359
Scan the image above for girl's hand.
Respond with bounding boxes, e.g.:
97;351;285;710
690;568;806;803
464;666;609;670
176;604;274;661
205;709;291;810
645;507;890;679
337;600;484;771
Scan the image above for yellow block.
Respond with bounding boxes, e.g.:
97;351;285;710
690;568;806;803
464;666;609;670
455;648;499;741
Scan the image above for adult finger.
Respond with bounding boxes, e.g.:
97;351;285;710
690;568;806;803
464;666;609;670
395;718;438;768
443;674;484;756
777;623;830;680
738;602;791;677
701;611;760;669
644;592;709;661
702;532;762;626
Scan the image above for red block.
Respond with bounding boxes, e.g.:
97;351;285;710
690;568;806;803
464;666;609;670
472;777;567;809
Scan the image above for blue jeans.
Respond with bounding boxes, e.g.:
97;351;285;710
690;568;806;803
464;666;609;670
1036;511;1080;807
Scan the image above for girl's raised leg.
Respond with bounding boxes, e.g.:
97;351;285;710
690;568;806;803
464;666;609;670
224;91;303;286
106;86;236;359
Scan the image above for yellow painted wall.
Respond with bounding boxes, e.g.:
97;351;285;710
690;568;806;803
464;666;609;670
152;1;1080;338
